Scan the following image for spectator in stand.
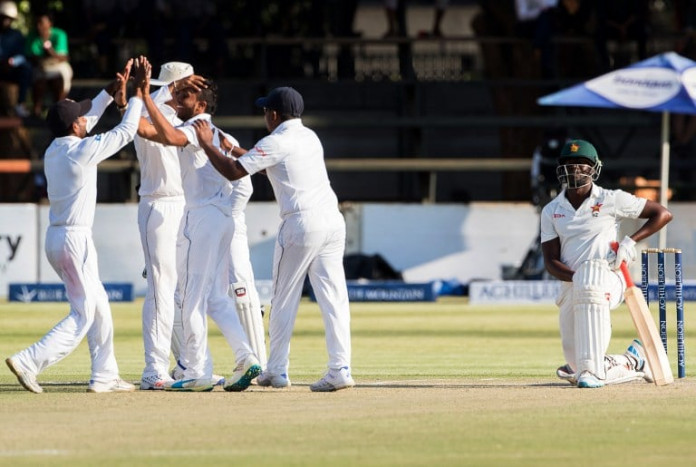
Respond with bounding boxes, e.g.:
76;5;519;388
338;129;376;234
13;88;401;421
383;0;405;38
595;0;650;71
514;0;558;78
0;1;31;117
552;0;598;78
26;11;73;117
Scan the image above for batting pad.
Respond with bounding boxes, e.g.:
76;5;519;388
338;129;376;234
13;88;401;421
231;281;267;368
573;260;612;379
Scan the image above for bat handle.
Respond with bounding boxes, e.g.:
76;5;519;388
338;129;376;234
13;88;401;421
610;241;635;287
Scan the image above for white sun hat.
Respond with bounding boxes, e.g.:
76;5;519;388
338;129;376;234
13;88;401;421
150;62;194;86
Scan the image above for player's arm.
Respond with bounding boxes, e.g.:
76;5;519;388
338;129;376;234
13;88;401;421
141;93;188;146
168;74;208;97
79;60;145;166
192;119;248;181
137;61;188;147
629;199;673;242
85;59;133;131
541;238;574;282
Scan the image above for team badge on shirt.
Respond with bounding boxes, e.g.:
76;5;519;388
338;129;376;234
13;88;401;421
591;203;603;217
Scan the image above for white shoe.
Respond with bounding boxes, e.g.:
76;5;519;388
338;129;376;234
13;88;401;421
140;374;174;390
625;339;654;383
88;378;136;393
556;364;577;385
6;357;43;394
224;355;261;392
576;371;604;389
170;362;224;387
310;367;355;392
257;371;291;388
164;378;214;392
603;355;645;385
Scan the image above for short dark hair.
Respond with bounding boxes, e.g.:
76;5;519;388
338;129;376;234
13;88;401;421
198;80;217;116
34;10;53;24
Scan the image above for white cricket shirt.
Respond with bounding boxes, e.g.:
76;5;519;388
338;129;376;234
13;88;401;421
177;114;251;213
133;86;183;199
44;92;143;227
238;119;338;219
540;184;646;271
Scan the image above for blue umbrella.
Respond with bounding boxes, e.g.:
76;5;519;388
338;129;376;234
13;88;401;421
538;52;696;248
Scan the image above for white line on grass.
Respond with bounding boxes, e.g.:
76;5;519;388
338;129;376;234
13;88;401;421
0;450;67;457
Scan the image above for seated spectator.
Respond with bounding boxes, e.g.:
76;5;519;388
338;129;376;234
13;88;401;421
552;0;598;78
595;0;650;71
26;12;73;117
0;1;31;117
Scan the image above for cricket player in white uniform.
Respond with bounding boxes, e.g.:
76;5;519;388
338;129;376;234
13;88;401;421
191;87;354;392
5;60;146;393
138;72;260;392
134;62;199;389
540;139;672;388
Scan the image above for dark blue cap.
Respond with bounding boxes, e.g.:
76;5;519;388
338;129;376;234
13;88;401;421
255;87;304;117
46;98;92;137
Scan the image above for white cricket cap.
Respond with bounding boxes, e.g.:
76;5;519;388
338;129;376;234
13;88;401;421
150;62;194;86
0;1;18;19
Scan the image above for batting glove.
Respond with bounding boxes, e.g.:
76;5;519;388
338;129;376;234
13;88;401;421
608;235;637;270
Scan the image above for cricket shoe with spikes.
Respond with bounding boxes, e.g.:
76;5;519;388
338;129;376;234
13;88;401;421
310;366;355;392
625;339;654;383
140;374;174;390
257;371;291;388
603;355;645;385
556;364;577;385
224;355;261;392
577;371;605;389
88;378;136;393
170;361;225;386
165;378;214;392
5;356;43;394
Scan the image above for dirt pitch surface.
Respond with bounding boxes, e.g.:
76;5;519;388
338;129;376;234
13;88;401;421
2;377;696;466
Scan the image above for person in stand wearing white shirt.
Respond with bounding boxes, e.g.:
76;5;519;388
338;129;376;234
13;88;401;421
540;139;672;388
191;87;354;392
138;71;260;392
5;58;147;394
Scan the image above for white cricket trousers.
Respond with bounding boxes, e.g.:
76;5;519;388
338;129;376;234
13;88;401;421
177;204;254;379
12;226;119;382
138;196;184;380
229;211;262;309
266;210;352;376
557;267;625;369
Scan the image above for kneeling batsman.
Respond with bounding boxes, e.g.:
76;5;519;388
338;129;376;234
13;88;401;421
540;138;672;388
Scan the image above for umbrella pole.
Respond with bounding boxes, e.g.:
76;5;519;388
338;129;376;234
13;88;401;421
659;111;669;250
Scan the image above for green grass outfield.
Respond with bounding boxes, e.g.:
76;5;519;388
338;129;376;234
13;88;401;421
1;297;695;466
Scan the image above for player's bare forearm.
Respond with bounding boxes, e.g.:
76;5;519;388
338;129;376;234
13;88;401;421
200;139;248;181
541;239;574;282
629;200;673;243
192;120;248;181
141;93;187;146
545;259;574;282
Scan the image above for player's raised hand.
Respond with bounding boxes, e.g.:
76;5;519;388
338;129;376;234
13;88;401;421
106;58;134;98
113;58;133;108
173;74;208;93
133;56;151;97
192;120;214;147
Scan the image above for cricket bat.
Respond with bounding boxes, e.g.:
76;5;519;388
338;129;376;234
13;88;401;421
617;259;674;386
